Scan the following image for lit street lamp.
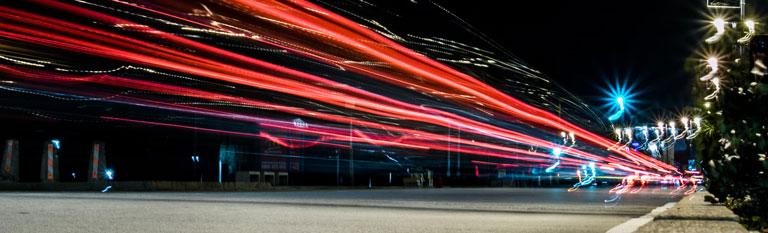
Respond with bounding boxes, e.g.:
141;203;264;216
607;97;626;121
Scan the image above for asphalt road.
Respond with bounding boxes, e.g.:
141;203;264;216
0;187;682;233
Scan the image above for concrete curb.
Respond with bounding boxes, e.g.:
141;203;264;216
632;190;747;233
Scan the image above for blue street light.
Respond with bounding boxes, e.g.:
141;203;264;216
51;139;60;150
545;147;563;173
105;169;114;180
545;161;560;173
607;97;625;121
552;147;562;156
601;78;640;121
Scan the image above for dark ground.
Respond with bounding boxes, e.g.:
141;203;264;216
0;187;682;232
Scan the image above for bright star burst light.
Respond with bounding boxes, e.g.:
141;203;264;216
105;169;114;180
705;18;726;43
600;78;640;121
552;147;562;156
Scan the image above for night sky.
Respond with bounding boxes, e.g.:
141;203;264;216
439;0;764;116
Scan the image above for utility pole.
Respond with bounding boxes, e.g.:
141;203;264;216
740;0;746;56
446;125;451;177
349;121;354;185
347;100;355;186
336;150;340;186
456;129;461;177
741;0;745;21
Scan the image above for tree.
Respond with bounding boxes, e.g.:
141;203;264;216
692;16;768;230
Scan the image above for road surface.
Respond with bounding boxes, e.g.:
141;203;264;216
0;187;682;232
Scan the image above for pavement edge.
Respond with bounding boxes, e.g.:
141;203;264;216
609;190;748;233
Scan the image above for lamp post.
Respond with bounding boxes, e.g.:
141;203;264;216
607;97;626;121
191;155;201;182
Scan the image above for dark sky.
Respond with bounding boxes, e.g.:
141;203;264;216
438;0;726;114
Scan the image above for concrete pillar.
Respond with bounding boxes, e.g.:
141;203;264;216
40;141;59;182
1;139;19;181
88;141;106;182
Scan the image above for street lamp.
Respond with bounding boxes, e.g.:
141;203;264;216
552;147;563;156
607;97;625;121
738;20;756;44
546;147;562;173
105;169;114;181
51;139;60;150
746;20;756;30
601;78;637;122
705;77;721;100
706;18;726;43
701;57;719;81
191;155;201;182
552;147;562;156
624;128;633;141
669;122;676;136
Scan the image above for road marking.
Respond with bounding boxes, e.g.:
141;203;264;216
605;202;676;233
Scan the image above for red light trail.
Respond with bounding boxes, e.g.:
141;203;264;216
0;0;678;183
